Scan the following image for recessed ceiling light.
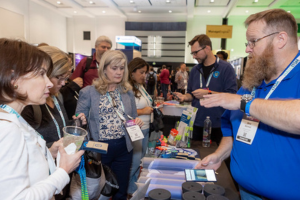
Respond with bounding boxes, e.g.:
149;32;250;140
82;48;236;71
231;49;234;51
138;10;141;13
102;10;106;13
207;10;211;13
210;0;214;2
287;11;291;13
169;10;172;13
74;11;77;13
166;0;171;3
57;1;61;4
89;1;93;4
130;0;134;3
246;10;249;13
254;0;258;2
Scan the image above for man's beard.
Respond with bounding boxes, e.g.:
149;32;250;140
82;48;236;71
242;43;278;91
197;54;207;64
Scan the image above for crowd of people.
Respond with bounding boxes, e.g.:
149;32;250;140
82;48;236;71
0;8;299;200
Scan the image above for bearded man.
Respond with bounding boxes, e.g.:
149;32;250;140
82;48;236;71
71;35;112;88
196;9;300;199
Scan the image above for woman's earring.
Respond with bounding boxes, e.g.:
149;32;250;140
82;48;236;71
14;85;18;89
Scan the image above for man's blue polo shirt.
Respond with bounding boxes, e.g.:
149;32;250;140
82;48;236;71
222;51;300;199
187;57;237;127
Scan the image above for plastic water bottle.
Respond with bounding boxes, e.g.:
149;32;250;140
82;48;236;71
202;116;212;147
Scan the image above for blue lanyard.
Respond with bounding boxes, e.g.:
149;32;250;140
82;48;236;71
137;85;153;106
250;55;300;99
106;91;132;121
45;96;66;138
200;57;219;89
200;73;213;89
0;104;44;139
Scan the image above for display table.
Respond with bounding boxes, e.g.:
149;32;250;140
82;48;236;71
191;141;238;194
136;142;239;200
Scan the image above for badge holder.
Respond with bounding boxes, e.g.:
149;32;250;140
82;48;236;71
125;119;144;142
236;114;260;145
79;140;108;154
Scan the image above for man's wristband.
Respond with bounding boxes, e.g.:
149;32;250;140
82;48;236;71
245;99;254;116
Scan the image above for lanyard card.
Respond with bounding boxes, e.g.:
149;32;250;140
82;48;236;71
125;119;144;142
236;114;260;145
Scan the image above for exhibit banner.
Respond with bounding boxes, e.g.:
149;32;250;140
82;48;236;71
206;25;233;38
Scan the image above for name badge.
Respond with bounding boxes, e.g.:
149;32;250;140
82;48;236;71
236;114;259;145
125;120;144;142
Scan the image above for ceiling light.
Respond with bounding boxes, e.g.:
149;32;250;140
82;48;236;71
210;0;214;2
57;1;61;4
89;1;93;4
287;11;291;13
138;10;141;13
166;0;171;2
207;10;211;13
231;49;234;51
102;10;106;13
169;10;172;13
74;11;77;13
246;10;249;13
254;0;258;2
130;0;134;3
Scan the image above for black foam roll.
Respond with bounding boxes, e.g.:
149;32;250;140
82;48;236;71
207;194;229;200
182;191;205;200
224;188;240;200
182;182;203;193
204;184;225;197
148;188;171;200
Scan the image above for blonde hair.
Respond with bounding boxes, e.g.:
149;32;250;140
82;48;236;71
93;50;132;94
38;46;71;78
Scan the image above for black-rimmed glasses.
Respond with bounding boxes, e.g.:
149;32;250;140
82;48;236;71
190;46;206;56
245;32;279;49
55;75;69;83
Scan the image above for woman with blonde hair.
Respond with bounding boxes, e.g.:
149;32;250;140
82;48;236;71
76;50;143;200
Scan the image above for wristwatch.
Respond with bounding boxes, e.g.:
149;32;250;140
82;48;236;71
240;94;253;113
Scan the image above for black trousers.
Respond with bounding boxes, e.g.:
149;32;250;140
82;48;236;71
147;84;155;95
192;125;223;146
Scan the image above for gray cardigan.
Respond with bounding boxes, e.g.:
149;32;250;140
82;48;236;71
76;85;138;152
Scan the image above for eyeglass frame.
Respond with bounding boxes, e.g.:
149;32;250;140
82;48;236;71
245;32;279;49
190;46;206;56
55;75;69;83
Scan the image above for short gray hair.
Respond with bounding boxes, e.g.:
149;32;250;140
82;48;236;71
95;36;112;48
